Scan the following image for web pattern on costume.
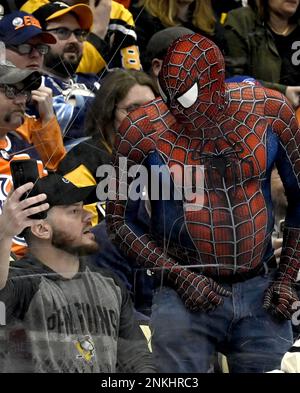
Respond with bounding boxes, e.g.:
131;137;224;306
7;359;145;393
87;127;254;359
107;34;300;282
158;34;226;130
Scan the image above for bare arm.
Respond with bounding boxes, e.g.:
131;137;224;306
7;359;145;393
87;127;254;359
89;0;112;40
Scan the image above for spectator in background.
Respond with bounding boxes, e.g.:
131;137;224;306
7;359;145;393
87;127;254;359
0;10;66;158
61;0;142;72
21;0;141;73
3;2;98;145
30;2;100;143
0;173;155;373
2;11;55;72
84;68;157;154
143;26;195;88
131;0;228;66
224;0;300;108
58;69;158;192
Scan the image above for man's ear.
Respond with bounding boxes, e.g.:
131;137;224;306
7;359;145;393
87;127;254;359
30;220;52;240
151;58;163;77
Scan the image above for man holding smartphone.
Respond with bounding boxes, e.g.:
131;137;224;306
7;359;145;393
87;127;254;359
0;11;66;175
0;173;155;373
0;61;65;256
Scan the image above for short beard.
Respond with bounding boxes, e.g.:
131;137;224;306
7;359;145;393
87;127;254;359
44;50;81;79
51;229;99;256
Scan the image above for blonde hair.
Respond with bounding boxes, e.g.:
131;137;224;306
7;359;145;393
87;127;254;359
140;0;216;35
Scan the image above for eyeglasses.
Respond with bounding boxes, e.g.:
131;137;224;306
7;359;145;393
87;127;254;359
7;43;50;55
116;103;142;114
45;27;89;42
0;84;31;102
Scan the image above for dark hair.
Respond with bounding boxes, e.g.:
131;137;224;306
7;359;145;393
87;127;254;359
0;0;27;12
22;226;33;244
248;0;300;22
85;69;158;154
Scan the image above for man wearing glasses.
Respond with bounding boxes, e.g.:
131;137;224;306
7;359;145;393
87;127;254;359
0;5;99;144
0;11;66;169
32;2;100;143
34;2;91;80
0;11;60;131
0;61;65;256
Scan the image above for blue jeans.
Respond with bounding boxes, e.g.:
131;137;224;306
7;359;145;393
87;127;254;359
150;273;293;373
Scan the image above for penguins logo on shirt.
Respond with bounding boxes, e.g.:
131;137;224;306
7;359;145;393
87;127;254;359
75;336;95;363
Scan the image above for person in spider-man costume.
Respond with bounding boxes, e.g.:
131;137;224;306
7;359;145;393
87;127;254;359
106;33;300;373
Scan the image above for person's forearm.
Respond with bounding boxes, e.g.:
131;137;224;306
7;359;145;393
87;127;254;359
0;235;13;290
30;116;66;170
90;0;111;39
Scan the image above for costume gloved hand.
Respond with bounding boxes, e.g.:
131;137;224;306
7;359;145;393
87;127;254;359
264;280;299;319
167;267;232;312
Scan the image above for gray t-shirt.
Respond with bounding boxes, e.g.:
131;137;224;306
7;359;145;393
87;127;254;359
0;256;154;373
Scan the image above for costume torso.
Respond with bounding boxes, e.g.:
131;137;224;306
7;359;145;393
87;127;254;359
107;34;300;282
120;89;277;276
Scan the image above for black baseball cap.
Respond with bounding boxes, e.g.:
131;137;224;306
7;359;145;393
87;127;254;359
144;27;195;71
31;172;96;210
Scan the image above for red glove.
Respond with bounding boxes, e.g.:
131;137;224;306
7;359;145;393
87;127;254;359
264;280;299;319
168;267;232;312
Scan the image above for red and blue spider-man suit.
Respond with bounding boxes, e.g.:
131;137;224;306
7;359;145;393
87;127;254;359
107;34;300;370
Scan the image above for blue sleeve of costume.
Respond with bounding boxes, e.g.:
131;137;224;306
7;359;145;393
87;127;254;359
275;135;300;228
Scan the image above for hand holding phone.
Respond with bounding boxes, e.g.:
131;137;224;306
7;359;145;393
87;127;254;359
10;159;47;219
10;159;39;191
0;182;48;239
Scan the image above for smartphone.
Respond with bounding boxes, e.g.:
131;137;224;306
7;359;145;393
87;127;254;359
10;159;47;219
10;159;39;191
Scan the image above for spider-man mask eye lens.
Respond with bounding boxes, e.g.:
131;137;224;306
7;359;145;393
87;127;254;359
177;82;198;108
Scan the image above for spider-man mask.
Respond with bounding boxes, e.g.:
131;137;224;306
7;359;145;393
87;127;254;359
158;33;226;131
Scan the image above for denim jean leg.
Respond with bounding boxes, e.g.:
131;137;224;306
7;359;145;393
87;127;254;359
226;274;293;373
150;286;230;373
